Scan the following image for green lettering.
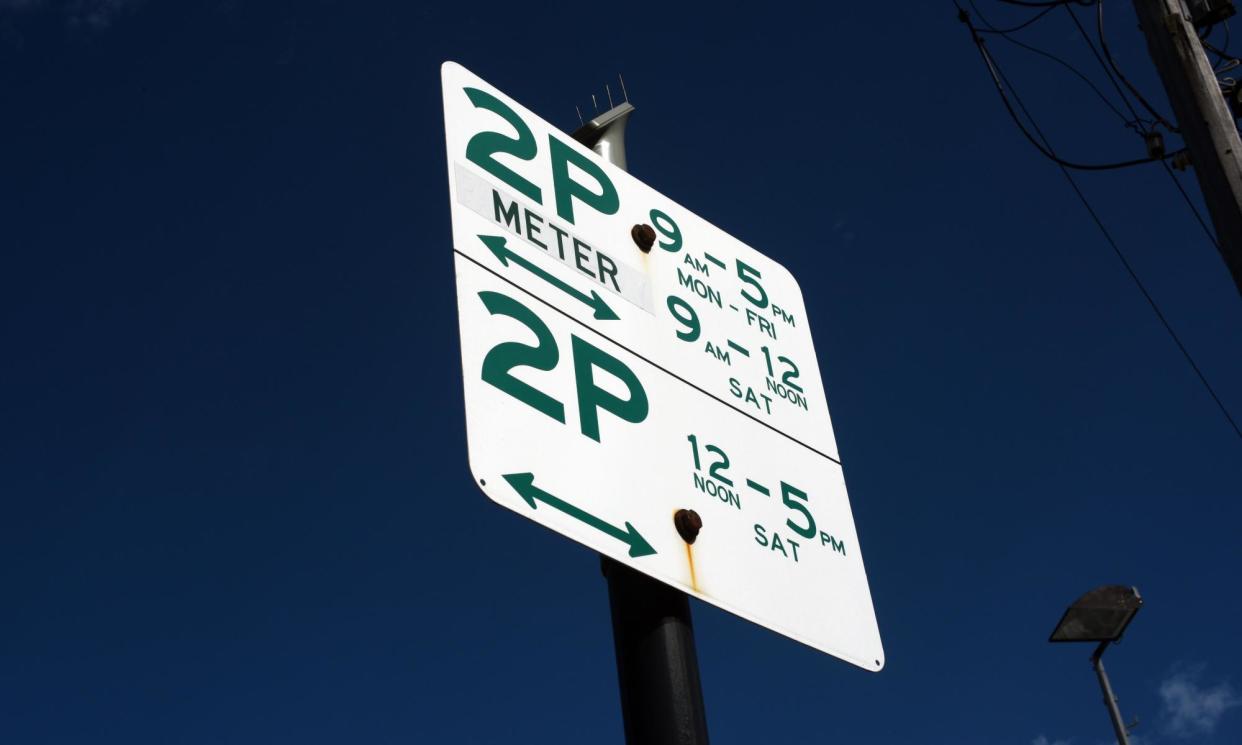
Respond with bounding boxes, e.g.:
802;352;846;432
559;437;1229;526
571;335;648;442
550;224;569;260
478;291;564;424
573;239;595;277
596;252;620;291
548;136;619;224
523;209;546;249
821;531;847;555
465;87;542;204
493;191;520;231
770;532;787;557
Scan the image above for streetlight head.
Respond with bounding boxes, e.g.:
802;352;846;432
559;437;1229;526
1049;585;1142;643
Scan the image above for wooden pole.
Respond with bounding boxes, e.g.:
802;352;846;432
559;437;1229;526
1134;0;1242;295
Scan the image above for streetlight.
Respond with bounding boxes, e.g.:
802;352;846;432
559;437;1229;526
1049;585;1143;745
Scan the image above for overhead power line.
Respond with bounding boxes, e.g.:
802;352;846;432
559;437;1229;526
1093;0;1180;132
963;7;1166;169
983;4;1058;32
957;5;1242;440
969;0;1226;255
1054;2;1225;253
1063;3;1151;133
1201;22;1236;68
971;0;1144;130
1161;160;1223;250
1028;1;1223;255
997;0;1093;7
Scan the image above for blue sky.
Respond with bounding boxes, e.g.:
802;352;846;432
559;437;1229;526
2;1;1240;744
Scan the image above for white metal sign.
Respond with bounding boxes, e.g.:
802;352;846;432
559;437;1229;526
442;61;883;671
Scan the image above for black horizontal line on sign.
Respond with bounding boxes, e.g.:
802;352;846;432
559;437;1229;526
453;248;841;466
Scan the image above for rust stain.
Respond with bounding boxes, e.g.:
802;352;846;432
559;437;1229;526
673;508;703;593
631;223;655;274
685;542;699;593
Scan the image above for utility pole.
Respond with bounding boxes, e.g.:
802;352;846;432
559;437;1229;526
1134;0;1242;295
572;98;712;745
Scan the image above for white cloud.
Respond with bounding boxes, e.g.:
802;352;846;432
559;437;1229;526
1159;666;1242;738
1033;736;1070;745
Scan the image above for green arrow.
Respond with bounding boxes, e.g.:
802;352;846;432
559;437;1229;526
502;472;656;558
478;234;619;321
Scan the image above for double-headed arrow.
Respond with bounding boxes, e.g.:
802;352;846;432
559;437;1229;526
478;234;619;321
502;472;656;558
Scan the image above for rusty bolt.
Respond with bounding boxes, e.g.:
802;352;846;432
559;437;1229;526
674;509;703;544
631;223;656;253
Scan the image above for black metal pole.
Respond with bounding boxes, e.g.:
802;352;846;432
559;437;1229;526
573;95;709;745
602;557;710;745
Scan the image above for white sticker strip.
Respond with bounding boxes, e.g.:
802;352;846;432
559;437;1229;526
455;162;653;313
